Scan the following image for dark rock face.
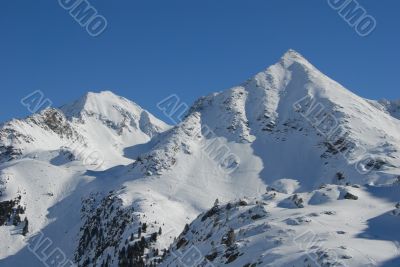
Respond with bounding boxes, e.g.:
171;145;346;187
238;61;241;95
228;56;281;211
0;145;22;163
343;192;358;200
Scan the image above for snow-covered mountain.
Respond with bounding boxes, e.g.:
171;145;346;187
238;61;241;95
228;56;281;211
0;91;170;265
0;91;169;168
1;50;400;267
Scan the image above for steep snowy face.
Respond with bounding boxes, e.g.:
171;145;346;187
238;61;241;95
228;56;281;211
182;50;400;189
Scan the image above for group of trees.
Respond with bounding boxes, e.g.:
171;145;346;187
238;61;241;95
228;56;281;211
0;197;23;226
225;228;235;247
138;222;147;238
118;226;164;267
0;197;28;236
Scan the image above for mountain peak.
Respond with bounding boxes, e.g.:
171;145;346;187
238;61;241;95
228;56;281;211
59;90;170;136
282;49;302;58
279;49;312;68
61;90;142;119
85;90;120;99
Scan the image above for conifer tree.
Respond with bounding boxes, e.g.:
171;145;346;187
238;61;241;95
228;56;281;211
22;217;29;236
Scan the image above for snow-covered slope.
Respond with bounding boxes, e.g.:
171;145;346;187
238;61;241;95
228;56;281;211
378;99;400;120
162;184;400;267
1;51;400;267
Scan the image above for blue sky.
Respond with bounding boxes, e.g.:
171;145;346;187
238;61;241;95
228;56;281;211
0;0;398;123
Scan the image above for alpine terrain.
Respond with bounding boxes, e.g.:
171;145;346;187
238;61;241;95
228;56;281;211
1;50;400;267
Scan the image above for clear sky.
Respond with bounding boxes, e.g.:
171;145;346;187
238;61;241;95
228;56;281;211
0;0;398;123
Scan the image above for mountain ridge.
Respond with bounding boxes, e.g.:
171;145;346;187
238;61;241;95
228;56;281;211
1;50;400;267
